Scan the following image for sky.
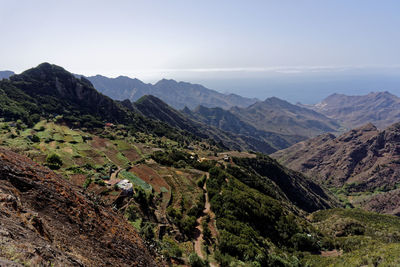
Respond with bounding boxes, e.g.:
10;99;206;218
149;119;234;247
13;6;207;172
1;0;400;103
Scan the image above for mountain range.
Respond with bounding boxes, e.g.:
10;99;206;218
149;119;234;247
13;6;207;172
2;63;400;265
183;97;345;151
303;91;400;129
0;70;14;79
122;94;278;153
86;74;258;110
272;122;400;215
0;63;340;266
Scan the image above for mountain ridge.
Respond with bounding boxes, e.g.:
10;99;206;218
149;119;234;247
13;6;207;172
272;121;400;215
86;74;258;110
302;91;400;129
131;94;278;153
0;70;14;79
231;96;344;138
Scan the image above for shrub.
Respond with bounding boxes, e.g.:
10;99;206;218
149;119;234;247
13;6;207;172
30;135;40;143
30;114;41;123
140;221;155;240
125;205;140;221
45;153;63;169
180;216;197;237
188;253;208;267
167;206;182;221
162;236;183;259
290;233;320;252
83;177;92;189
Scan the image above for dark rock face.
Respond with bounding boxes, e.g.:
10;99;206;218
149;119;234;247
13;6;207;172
272;122;400;215
304;91;400;129
0;148;158;266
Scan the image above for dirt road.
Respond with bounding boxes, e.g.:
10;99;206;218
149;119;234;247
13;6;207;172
193;173;217;266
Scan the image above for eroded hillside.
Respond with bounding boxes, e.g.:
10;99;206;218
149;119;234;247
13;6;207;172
0;147;158;266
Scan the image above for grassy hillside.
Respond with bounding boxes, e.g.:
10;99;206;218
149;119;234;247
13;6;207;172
0;117;338;266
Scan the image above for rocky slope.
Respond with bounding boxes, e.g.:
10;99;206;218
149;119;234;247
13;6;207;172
87;75;258;110
272;122;400;215
0;147;158;266
304;91;400;129
183;105;300;150
231;97;344;139
130;95;277;153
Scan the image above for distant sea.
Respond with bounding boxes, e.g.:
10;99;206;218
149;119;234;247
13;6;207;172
190;72;400;104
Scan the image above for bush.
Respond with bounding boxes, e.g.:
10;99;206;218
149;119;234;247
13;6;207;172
30;135;40;143
83;177;92;189
45;153;63;169
140;221;155;240
188;253;208;267
30;114;41;123
214;251;233;267
180;216;197;237
167;206;182;221
267;254;294;267
162;236;183;259
197;175;207;188
125;205;140;221
202;220;212;244
290;233;320;252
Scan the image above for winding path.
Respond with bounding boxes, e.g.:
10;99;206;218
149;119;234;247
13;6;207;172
193;173;217;266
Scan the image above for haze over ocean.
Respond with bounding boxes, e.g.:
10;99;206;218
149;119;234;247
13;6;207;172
1;0;400;103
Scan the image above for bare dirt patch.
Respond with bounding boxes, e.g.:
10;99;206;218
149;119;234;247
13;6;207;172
129;165;169;193
123;149;141;162
321;249;342;257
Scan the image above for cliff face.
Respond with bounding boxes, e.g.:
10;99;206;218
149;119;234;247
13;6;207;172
0;148;158;266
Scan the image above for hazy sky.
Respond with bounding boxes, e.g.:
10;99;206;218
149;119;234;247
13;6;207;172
1;0;400;102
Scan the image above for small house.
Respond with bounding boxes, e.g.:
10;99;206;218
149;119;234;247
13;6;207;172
116;179;133;196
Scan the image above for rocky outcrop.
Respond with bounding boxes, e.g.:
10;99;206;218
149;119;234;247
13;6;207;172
0;148;158;266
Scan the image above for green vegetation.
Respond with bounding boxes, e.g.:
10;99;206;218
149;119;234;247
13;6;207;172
120;170;152;191
45;153;63;169
302;208;400;266
1;63;400;266
188;253;208;267
207;166;321;265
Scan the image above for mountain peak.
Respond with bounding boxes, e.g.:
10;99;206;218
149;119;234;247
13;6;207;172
136;94;165;104
155;78;178;86
355;122;378;132
12;63;73;82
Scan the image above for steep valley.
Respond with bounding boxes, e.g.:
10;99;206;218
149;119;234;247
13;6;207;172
1;63;400;266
